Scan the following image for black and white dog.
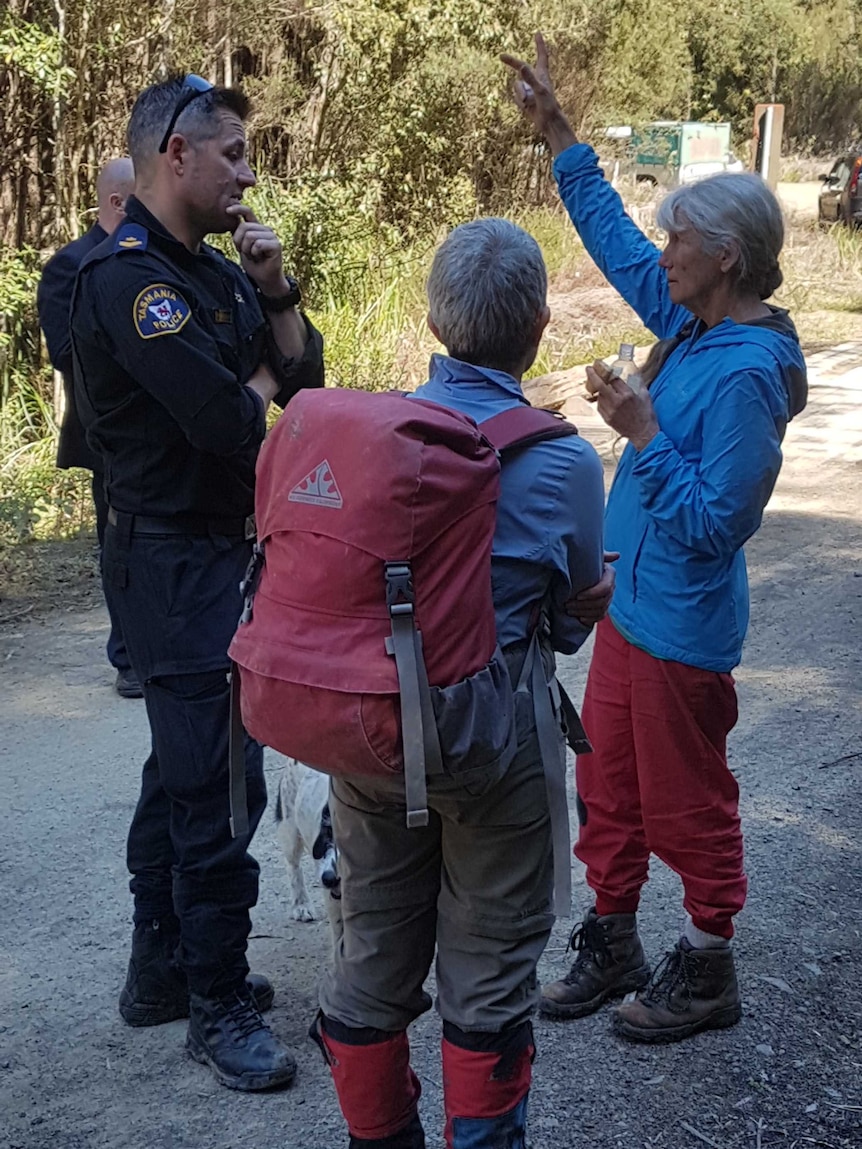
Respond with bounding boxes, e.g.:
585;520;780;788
273;756;341;934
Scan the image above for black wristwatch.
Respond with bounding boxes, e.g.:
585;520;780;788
258;276;301;312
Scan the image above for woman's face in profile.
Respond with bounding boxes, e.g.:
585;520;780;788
658;228;726;315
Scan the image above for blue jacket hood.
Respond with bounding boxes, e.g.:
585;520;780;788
671;308;808;419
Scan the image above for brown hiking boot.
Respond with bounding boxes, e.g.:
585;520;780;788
613;938;742;1043
540;907;651;1019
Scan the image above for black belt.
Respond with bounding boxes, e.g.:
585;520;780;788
107;506;255;539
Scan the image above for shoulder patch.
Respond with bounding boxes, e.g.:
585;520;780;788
113;223;149;253
133;284;192;339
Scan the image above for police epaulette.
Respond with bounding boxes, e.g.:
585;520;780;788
112;223;149;254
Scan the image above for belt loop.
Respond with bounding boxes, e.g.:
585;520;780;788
108;507;133;554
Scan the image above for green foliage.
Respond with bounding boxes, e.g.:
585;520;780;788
0;13;73;92
0;440;93;544
3;0;862;543
0;248;46;413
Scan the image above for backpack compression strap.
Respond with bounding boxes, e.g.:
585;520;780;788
384;562;443;828
481;405;583;916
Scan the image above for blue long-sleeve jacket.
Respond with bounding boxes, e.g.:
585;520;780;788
413;355;605;654
554;144;808;671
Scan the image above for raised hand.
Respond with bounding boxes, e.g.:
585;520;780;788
500;33;578;156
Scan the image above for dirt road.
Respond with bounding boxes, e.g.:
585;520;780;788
2;349;861;1149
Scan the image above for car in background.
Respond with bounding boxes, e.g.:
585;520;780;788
818;153;862;226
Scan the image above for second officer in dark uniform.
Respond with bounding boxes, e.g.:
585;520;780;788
70;75;324;1091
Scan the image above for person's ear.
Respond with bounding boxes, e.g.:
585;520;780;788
165;134;188;174
719;243;741;275
427;312;442;344
533;304;551;343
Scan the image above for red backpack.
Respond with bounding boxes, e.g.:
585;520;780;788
228;387;576;833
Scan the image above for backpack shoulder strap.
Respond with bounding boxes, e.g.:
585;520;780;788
479;405;578;454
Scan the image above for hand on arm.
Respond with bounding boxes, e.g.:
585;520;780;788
564;552;619;626
501;33;578;157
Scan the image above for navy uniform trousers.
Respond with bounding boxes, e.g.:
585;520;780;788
103;510;265;998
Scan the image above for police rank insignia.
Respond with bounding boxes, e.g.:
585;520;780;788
133;284;192;339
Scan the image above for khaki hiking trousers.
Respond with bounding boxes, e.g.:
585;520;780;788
319;714;556;1034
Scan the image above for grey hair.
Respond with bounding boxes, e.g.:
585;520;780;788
127;77;250;171
656;172;784;299
427;218;548;373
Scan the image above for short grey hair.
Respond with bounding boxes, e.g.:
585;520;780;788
127;78;250;171
427;218;548;373
656;172;784;299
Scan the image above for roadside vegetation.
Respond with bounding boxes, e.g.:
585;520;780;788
2;0;862;558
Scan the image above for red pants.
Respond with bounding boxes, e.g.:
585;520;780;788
575;620;746;939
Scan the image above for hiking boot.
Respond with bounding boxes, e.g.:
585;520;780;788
186;988;297;1092
540;907;651;1019
613;938;742;1043
119;919;274;1027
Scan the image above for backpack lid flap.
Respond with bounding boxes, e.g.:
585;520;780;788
255;389;500;552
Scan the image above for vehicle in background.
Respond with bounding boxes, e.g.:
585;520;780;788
627;121;734;187
817;153;862;227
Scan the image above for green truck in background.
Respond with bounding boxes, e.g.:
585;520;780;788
629;121;743;186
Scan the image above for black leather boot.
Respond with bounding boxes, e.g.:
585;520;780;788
119;918;187;1027
119;918;274;1027
540;907;651;1019
186;987;297;1091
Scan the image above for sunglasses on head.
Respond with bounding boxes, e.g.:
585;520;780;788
158;74;214;153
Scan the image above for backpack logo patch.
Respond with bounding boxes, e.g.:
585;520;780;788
288;460;343;508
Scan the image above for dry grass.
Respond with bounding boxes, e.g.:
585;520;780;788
774;218;862;347
536;187;862;363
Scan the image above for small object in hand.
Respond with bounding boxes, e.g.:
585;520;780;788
584;359;611;399
609;343;643;394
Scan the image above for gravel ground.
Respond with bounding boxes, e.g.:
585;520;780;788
1;355;861;1149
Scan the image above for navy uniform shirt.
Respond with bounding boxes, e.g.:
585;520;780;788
37;222;107;471
70;196;324;520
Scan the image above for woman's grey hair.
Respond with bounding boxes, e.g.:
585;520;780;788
127;78;249;171
656;172;784;299
427;218;547;373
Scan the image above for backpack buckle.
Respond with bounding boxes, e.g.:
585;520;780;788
238;541;265;625
384;561;415;613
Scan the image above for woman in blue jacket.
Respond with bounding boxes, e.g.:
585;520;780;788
504;37;807;1043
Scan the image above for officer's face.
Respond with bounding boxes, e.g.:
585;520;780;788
185;111;257;234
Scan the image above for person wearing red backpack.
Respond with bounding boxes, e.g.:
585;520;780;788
307;218;607;1149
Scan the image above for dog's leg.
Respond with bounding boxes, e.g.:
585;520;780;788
276;801;316;923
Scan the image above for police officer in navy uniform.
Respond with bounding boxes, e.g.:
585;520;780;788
70;76;324;1091
37;157;143;699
